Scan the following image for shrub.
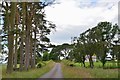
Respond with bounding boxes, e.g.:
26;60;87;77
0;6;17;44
13;68;19;71
37;63;42;68
36;61;47;68
69;63;75;67
42;51;49;61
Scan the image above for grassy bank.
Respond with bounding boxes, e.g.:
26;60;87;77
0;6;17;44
62;63;92;78
61;60;118;78
2;60;55;79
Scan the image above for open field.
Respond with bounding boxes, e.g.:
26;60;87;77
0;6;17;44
62;63;92;78
61;60;118;78
1;60;55;79
74;61;118;69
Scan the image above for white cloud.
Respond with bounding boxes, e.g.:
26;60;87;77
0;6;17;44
45;0;118;45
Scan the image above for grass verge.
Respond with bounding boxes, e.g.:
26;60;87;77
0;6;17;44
61;63;92;78
61;60;118;78
2;60;55;79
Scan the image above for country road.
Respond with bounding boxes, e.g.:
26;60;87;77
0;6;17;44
37;63;63;80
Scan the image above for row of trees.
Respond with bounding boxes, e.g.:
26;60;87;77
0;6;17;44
69;21;120;68
49;21;120;68
49;43;72;61
1;1;56;73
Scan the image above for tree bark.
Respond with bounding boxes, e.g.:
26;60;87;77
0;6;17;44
89;55;94;68
82;56;86;67
13;6;19;69
30;30;33;68
7;2;16;73
24;4;30;70
19;3;26;71
13;25;18;69
20;39;24;71
33;26;37;68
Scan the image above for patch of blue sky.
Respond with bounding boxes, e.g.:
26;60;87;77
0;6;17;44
91;0;97;3
89;0;98;5
76;0;99;8
40;0;54;3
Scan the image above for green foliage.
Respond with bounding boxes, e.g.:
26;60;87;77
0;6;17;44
2;1;56;73
37;63;42;68
49;52;60;61
36;55;42;64
49;45;61;61
62;63;118;78
37;61;46;68
49;43;72;61
42;51;49;61
70;21;119;68
2;60;55;78
62;60;75;67
69;63;75;67
62;60;118;69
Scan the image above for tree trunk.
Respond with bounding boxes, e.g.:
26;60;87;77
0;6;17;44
13;7;19;69
19;2;26;71
82;56;86;67
7;2;16;73
20;39;24;71
102;44;107;69
24;22;30;71
24;4;30;70
102;55;106;68
13;25;18;69
30;31;33;68
89;55;94;68
33;26;37;68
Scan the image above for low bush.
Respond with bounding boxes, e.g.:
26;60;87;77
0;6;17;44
13;68;19;71
62;60;75;67
69;63;75;67
37;61;46;68
37;63;42;68
2;60;55;78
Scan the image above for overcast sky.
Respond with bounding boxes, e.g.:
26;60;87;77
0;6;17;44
0;0;119;45
45;0;119;45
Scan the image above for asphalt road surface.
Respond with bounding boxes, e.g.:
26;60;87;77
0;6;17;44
37;63;63;80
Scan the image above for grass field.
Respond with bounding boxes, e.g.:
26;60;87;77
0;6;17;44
61;60;118;78
1;60;55;79
0;64;2;79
